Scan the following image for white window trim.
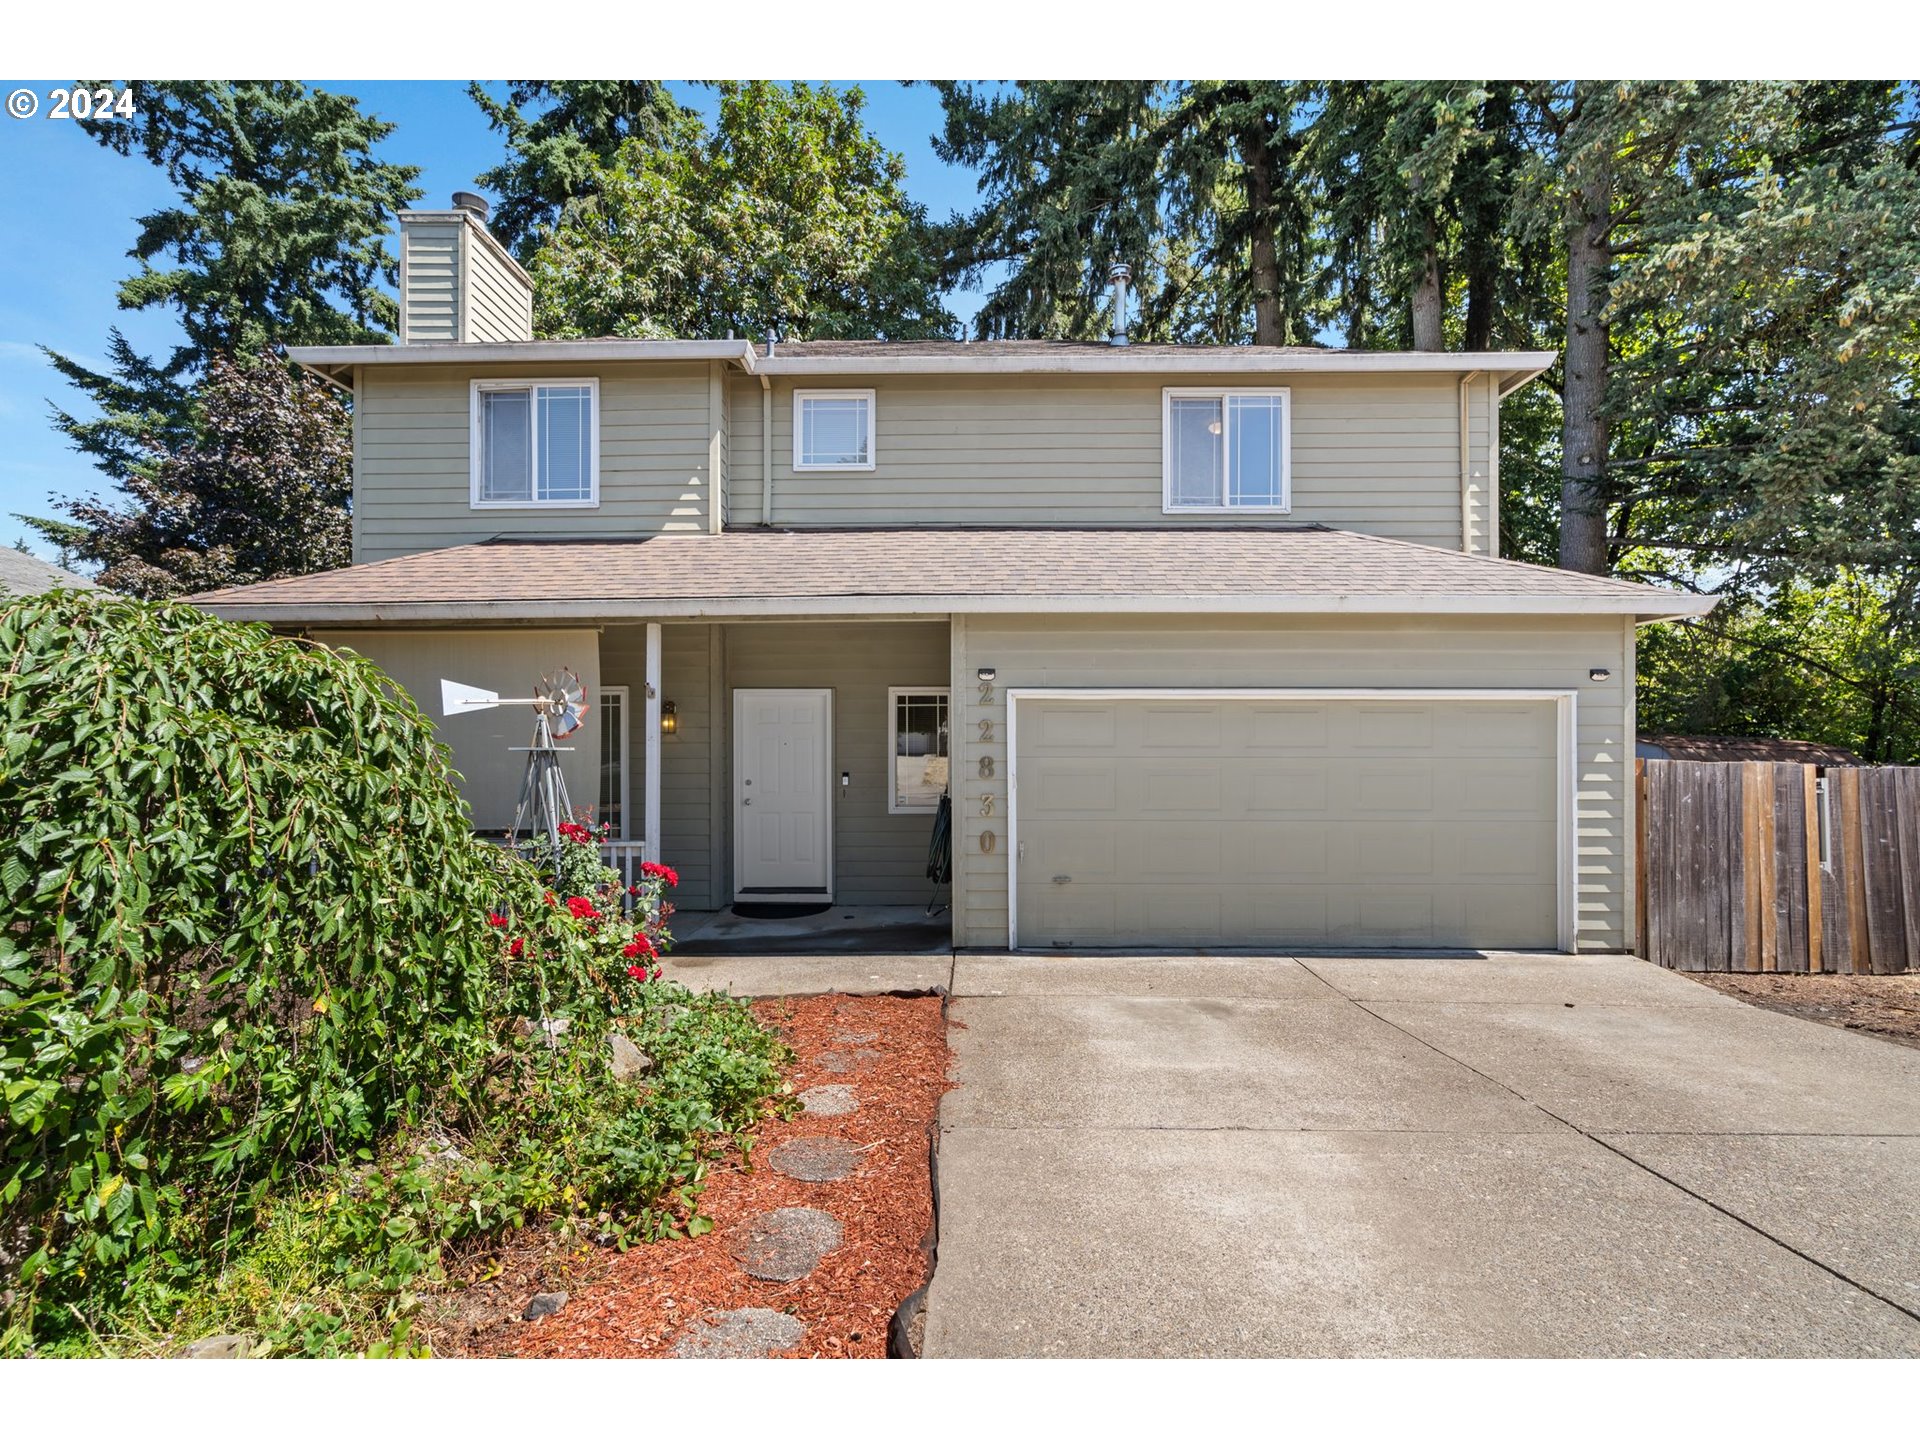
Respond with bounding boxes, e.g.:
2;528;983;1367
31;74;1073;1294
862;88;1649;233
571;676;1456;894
793;388;877;472
886;685;950;815
599;684;631;840
469;376;601;509
1161;386;1292;515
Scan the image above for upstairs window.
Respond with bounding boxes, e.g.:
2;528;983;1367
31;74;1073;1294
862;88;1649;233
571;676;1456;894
794;389;876;471
1162;387;1290;513
471;378;598;507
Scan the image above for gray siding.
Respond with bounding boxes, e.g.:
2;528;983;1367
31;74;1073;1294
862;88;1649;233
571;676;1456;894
352;362;716;562
724;621;950;905
948;614;1632;952
309;627;602;834
461;225;533;343
728;371;1493;553
398;220;461;345
600;620;950;910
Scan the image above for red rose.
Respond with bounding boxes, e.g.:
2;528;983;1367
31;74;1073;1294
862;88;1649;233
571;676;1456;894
508;937;525;958
626;964;647;980
640;861;679;887
485;912;507;928
566;895;598;920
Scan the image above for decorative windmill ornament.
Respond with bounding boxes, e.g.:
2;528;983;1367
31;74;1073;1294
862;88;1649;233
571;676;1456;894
440;668;592;859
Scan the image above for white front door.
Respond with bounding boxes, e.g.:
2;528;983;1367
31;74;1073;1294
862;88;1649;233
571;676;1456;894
734;688;833;896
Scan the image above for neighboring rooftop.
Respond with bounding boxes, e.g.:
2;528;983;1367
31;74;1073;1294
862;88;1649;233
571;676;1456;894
1637;734;1864;766
0;549;94;597
192;526;1712;624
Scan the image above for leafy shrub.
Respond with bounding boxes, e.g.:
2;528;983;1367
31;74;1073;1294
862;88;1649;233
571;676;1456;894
0;592;790;1354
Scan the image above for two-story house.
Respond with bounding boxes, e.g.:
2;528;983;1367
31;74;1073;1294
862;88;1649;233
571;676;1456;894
196;195;1713;954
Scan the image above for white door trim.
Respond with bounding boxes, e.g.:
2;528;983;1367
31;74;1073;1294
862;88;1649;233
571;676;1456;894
600;684;631;839
732;687;834;902
1005;687;1580;953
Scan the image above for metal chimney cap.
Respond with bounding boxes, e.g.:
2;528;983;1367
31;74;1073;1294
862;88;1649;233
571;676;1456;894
451;191;491;220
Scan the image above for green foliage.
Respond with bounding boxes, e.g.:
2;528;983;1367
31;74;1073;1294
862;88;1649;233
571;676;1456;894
36;80;417;588
0;591;504;1332
0;593;789;1355
30;353;352;598
470;81;688;260
1639;574;1920;764
526;82;953;342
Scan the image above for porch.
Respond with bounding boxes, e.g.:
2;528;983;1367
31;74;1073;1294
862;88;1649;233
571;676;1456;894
597;617;954;923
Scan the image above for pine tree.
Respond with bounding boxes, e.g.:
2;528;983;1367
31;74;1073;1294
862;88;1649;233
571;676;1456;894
29;81;417;574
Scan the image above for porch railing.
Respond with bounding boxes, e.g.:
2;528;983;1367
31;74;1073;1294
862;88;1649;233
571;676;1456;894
600;839;649;906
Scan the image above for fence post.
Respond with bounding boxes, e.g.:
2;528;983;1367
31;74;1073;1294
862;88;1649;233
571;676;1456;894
1635;758;1648;959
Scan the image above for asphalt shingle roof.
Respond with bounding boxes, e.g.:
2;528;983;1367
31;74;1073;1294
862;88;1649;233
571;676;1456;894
191;527;1711;622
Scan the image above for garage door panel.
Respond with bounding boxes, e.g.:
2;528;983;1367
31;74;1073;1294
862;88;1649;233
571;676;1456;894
1434;703;1555;753
1138;763;1223;814
1030;705;1116;750
1027;821;1121;881
1455;821;1559;880
1016;695;1563;951
1246;704;1333;751
1353;705;1435;749
1245;767;1333;815
1141;705;1222;749
1029;758;1118;814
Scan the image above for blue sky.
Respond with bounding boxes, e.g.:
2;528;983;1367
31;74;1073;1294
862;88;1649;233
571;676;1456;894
0;80;987;558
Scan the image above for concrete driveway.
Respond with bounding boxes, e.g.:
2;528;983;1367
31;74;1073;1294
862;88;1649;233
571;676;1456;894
921;953;1920;1358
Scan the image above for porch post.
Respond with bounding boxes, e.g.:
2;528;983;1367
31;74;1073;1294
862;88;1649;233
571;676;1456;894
644;622;662;863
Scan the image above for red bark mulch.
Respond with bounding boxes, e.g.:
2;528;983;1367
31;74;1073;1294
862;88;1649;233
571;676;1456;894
499;992;950;1358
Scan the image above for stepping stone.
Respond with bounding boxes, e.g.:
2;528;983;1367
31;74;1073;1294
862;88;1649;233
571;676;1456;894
800;1084;858;1116
816;1048;881;1074
832;1029;878;1045
672;1307;806;1359
769;1136;861;1182
728;1206;843;1282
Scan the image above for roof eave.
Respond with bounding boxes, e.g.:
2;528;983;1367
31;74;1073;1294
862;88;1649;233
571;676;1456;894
757;350;1559;377
284;339;761;374
196;590;1716;625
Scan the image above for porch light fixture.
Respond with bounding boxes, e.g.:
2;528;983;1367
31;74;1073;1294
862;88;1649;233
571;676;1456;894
976;667;996;683
1588;668;1611;682
660;699;678;734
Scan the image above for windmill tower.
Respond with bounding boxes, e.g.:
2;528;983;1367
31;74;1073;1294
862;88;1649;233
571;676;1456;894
440;668;591;859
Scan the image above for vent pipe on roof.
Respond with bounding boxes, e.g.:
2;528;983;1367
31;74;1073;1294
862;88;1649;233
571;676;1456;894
1107;258;1132;347
451;191;490;221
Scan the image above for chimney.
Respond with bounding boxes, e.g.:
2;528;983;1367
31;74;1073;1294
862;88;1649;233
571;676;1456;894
1107;258;1132;347
396;194;533;344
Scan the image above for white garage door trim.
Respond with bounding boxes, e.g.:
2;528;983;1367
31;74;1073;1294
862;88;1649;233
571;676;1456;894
1006;688;1579;953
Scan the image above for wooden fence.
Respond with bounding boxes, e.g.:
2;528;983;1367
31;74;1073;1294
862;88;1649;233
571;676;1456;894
1637;759;1920;973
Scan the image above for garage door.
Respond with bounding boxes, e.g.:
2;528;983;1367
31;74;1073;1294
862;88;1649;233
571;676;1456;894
1013;695;1562;950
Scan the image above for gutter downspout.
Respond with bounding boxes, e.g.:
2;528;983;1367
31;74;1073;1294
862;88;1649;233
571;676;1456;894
760;374;774;525
1458;370;1483;554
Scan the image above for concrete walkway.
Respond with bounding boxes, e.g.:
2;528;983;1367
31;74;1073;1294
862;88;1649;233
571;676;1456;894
923;954;1920;1358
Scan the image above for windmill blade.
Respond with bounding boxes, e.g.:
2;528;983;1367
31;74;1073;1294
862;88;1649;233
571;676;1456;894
440;678;501;717
546;666;591;738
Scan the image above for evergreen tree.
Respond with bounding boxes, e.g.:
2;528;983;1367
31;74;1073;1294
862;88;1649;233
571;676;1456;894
29;81;416;573
932;82;1319;344
470;81;686;259
42;81;419;483
525;82;952;342
44;353;352;599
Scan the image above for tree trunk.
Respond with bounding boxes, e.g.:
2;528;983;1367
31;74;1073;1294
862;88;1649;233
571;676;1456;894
1460;84;1517;351
1240;117;1285;345
1410;240;1444;350
1559;163;1612;575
